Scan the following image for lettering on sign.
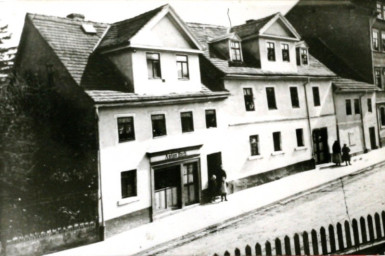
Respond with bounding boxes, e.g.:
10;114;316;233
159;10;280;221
166;151;186;159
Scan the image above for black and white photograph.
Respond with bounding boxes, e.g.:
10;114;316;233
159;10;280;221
1;0;385;255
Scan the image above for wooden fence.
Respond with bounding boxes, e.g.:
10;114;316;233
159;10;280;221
213;210;385;256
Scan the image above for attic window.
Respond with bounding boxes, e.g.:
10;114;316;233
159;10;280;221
81;24;97;34
230;41;242;62
296;47;308;65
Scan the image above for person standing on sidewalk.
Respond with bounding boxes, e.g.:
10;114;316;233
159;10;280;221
220;175;228;202
332;140;342;166
342;144;351;166
209;174;217;203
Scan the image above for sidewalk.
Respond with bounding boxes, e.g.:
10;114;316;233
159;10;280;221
46;148;385;256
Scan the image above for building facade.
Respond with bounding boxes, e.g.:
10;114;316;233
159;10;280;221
286;0;385;147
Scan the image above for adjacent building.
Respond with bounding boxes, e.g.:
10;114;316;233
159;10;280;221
286;0;384;147
12;4;378;239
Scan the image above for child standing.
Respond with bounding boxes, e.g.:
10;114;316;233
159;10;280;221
220;175;228;202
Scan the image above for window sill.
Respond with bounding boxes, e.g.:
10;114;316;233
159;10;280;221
178;78;190;81
271;151;284;156
117;196;139;206
153;135;167;139
248;155;263;160
294;146;307;151
119;139;135;143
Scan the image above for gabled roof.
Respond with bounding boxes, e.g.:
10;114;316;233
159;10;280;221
333;78;379;93
97;5;166;50
188;22;335;77
26;13;109;85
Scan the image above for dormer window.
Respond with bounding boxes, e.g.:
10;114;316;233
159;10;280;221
282;44;290;62
230;41;242;62
296;47;308;65
267;42;276;61
147;53;161;79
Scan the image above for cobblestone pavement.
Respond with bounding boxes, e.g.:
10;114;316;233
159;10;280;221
160;162;385;256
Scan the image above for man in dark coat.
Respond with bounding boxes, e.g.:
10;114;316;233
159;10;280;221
342;144;351;166
332;140;342;166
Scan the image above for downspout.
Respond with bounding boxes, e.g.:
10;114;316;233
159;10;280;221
95;106;105;241
303;77;314;161
359;94;368;153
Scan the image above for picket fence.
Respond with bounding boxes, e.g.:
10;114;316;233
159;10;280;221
213;211;385;256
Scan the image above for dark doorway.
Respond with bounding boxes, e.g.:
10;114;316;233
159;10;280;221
313;128;330;164
207;152;222;179
369;127;377;149
154;165;181;212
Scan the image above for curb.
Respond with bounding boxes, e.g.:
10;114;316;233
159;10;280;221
135;159;385;256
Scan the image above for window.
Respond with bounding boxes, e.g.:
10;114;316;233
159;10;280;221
368;98;373;112
346;99;352;115
348;132;356;146
373;30;379;51
266;87;277;110
243;88;255;111
147;53;161;79
273;132;281;152
121;170;137;199
282;44;290;62
312;87;320;106
381;107;385;126
300;48;308;65
267;42;276;61
375;68;382;88
354;99;360;114
378;2;383;19
381;32;385;51
181;112;194;133
151;114;167;137
205;109;217;128
176;55;189;79
117;117;135;142
296;128;304;147
290;87;300;108
230;41;242;61
250;135;259;156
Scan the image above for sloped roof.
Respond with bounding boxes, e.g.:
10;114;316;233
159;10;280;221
27;13;109;85
333;78;379;93
231;13;276;38
98;5;166;50
86;85;229;104
188;22;335;77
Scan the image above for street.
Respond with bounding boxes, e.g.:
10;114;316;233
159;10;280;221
160;161;385;256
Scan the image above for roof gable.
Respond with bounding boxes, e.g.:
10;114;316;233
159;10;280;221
259;13;301;40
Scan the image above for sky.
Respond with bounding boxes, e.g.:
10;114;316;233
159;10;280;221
0;0;298;46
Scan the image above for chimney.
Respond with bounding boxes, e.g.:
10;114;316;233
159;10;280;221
67;13;85;21
246;19;255;24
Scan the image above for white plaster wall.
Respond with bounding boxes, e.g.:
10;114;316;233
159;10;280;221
258;38;298;72
98;101;226;221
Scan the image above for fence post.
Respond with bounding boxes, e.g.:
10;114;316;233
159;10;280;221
352;219;360;246
275;238;282;256
328;225;336;253
382;211;385;238
255;243;262;256
245;245;252;256
344;220;352;248
375;213;382;239
265;241;272;256
294;233;301;255
284;235;291;255
235;248;240;256
337;222;344;251
360;217;367;243
311;229;319;255
367;215;375;242
303;231;310;255
224;250;230;256
320;226;328;254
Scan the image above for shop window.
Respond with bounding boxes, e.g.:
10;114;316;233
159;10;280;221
205;109;217;128
296;128;304;147
273;132;282;152
368;98;373;113
181;112;194;133
147;53;161;79
373;30;379;51
117;117;135;142
121;170;137;199
354;99;360;114
282;44;290;62
151;114;167;137
176;55;189;79
250;135;260;156
312;87;320;106
243;88;255;111
346;99;352;116
266;87;277;110
230;41;242;62
267;42;276;61
290;87;300;108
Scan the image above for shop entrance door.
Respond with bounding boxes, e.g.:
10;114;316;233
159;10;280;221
182;162;199;206
312;128;330;164
154;165;181;212
369;127;377;149
207;152;222;180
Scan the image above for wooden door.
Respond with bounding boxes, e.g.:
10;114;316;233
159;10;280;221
369;127;377;149
182;162;199;206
